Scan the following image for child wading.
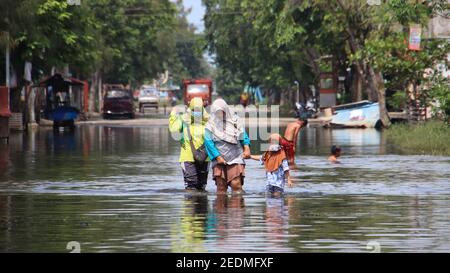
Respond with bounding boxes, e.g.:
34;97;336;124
328;145;342;163
251;144;293;197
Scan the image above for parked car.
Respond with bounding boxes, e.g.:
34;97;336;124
138;87;159;112
103;89;135;119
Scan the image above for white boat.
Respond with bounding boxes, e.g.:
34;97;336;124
329;100;381;128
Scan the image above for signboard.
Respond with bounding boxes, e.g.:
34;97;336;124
319;73;337;107
409;24;422;51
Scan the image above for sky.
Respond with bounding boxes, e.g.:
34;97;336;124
181;0;214;64
182;0;205;33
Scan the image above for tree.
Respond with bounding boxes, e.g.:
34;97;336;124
0;0;99;114
1;0;211;115
204;0;354;108
85;0;178;84
354;0;450;122
204;0;449;126
0;0;98;77
167;0;211;86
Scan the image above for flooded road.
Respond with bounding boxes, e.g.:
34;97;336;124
0;125;449;252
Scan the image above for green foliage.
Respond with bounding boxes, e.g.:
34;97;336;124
0;0;100;78
204;0;449;118
386;120;450;155
86;0;178;84
351;0;450;117
168;1;211;86
426;72;450;120
204;0;321;102
213;66;244;102
388;90;408;110
0;0;209;88
387;0;430;25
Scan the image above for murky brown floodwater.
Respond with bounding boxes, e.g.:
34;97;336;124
0;124;449;252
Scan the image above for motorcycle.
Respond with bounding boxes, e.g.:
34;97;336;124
295;98;318;119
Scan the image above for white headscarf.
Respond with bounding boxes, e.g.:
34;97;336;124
206;99;244;144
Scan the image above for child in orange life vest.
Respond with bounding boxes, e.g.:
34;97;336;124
250;144;293;197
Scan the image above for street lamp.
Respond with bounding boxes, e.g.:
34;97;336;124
294;81;299;103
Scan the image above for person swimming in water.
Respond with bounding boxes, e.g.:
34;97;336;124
328;145;341;163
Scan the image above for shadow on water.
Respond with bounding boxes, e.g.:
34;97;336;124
0;125;449;252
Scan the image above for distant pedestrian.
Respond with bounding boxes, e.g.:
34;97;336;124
239;92;249;108
171;94;177;107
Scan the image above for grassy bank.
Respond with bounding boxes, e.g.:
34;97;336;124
386;121;450;156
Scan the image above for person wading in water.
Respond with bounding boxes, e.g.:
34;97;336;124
169;97;210;192
269;119;308;166
204;99;251;194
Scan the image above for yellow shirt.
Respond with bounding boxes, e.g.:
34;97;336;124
169;112;208;162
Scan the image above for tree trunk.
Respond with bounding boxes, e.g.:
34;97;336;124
364;64;379;101
27;86;37;125
345;24;391;127
266;89;273;107
351;66;363;102
274;88;281;105
279;89;286;107
299;80;309;104
377;89;391;127
89;70;98;113
98;73;103;113
305;47;321;76
369;67;391;127
345;30;374;102
289;88;296;108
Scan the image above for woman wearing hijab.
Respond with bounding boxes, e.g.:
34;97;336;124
204;98;251;194
169;97;210;191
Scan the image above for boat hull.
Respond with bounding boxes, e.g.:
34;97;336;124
49;106;79;122
330;101;380;128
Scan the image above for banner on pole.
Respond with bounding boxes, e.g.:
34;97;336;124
409;24;422;51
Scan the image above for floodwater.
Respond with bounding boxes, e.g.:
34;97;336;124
0;124;449;253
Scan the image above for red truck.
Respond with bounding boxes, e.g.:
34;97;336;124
182;79;213;106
